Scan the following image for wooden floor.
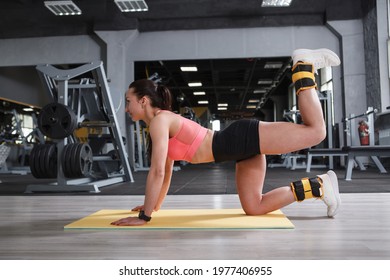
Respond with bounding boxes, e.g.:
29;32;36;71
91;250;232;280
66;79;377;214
0;193;389;260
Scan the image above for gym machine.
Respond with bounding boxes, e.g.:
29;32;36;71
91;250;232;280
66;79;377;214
306;107;390;180
0;144;11;180
0;108;38;175
307;108;377;173
269;91;333;170
342;107;387;176
25;61;134;193
131;120;150;171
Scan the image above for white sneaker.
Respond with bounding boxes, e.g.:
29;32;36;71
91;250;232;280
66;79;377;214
292;48;341;72
317;170;341;217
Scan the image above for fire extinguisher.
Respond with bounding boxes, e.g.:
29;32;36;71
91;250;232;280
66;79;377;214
358;120;370;145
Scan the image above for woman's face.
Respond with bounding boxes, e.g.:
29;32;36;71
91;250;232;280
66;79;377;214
125;88;144;121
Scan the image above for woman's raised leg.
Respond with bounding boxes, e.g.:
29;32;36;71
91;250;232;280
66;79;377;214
259;87;326;154
259;48;340;155
236;49;341;217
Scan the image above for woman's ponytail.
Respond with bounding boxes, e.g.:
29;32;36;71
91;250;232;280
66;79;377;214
156;84;172;111
129;79;172;111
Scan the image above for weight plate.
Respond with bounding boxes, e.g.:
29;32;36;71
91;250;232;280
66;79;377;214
36;144;47;178
105;150;121;173
46;144;57;178
51;145;58;178
67;143;79;178
39;144;50;178
60;143;93;178
71;143;82;177
78;143;93;177
61;143;73;178
60;144;68;177
38;103;77;139
29;144;41;178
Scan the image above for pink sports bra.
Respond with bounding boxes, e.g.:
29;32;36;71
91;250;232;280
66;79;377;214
168;115;208;162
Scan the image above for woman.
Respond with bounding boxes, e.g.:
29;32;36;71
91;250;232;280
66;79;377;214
111;48;341;226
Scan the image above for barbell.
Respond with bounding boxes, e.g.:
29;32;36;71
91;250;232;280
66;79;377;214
38;102;113;139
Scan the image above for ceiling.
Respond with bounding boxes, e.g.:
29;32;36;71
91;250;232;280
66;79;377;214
0;0;364;39
1;0;367;120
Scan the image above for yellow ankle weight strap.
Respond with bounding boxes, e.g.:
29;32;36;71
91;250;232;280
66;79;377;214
291;177;323;202
292;62;317;95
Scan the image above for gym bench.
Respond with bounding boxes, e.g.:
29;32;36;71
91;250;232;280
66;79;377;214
342;145;390;180
306;146;390;180
306;148;347;173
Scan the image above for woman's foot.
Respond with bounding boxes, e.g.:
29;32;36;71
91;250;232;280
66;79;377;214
318;170;341;217
292;48;341;71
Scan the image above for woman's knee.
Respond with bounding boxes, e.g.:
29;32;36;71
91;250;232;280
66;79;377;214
311;124;327;145
241;195;266;215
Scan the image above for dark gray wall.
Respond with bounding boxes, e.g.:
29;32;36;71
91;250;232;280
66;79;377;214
0;35;102;107
0;66;49;107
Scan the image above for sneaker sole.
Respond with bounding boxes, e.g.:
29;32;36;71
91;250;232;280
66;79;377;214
292;48;341;67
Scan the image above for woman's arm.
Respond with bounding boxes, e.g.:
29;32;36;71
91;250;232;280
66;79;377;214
154;158;174;211
142;117;170;217
131;157;174;212
111;115;170;226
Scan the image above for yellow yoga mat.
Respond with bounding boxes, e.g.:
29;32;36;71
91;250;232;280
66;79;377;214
64;209;294;230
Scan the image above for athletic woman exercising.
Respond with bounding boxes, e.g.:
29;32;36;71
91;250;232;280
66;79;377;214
111;48;341;226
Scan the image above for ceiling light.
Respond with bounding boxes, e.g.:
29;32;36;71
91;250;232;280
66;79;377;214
218;103;228;107
264;62;283;69
193;91;206;95
246;105;257;109
248;99;260;103
180;66;198;72
23;108;34;112
114;0;148;12
261;0;293;7
218;107;228;111
257;79;273;85
198;101;209;104
44;1;82;16
188;82;202;87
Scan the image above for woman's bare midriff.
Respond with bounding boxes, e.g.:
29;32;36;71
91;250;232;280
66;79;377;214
190;129;215;163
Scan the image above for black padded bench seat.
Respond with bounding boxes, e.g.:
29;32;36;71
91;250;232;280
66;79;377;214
342;145;390;155
308;148;344;154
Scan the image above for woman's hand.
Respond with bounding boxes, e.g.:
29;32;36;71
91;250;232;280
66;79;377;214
131;205;144;212
110;216;147;226
132;205;160;212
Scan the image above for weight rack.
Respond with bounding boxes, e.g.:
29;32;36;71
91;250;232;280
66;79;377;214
25;61;134;193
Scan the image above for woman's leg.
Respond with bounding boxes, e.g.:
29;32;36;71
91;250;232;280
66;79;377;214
236;154;341;217
259;48;340;155
235;154;295;215
259;87;325;155
236;49;341;217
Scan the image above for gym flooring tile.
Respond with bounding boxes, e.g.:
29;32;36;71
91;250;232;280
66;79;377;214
0;161;389;195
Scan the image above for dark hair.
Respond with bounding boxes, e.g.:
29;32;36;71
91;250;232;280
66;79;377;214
128;79;172;111
128;79;173;161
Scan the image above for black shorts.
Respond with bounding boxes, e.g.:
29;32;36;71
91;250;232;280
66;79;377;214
212;119;261;163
